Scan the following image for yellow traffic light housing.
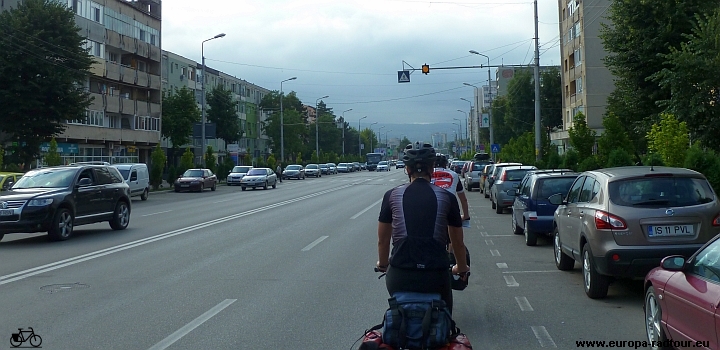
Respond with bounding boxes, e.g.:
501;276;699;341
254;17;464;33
421;64;430;74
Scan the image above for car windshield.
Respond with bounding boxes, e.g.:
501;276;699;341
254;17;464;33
306;165;318;169
183;170;204;177
379;161;388;165
320;165;328;168
232;166;252;173
286;165;302;170
247;169;267;176
609;177;715;207
505;169;533;181
13;168;75;189
117;168;131;180
538;177;577;199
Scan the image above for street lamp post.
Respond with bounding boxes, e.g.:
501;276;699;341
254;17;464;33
456;110;468;147
279;77;297;163
385;129;392;149
315;95;329;159
469;50;494;146
358;116;367;156
369;122;378;153
460;98;473;151
341;109;352;157
201;33;226;162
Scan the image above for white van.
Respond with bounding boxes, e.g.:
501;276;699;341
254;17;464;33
112;163;150;200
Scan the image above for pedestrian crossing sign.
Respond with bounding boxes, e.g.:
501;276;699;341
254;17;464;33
397;70;410;83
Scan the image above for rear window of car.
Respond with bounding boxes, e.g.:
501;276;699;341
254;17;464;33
537;177;577;199
472;163;484;171
306;165;318;169
609;176;715;207
247;169;268;176
286;165;302;170
505;169;532;181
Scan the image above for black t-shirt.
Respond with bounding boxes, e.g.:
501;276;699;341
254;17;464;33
379;178;462;270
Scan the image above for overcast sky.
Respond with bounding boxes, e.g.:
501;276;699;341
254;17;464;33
162;0;562;139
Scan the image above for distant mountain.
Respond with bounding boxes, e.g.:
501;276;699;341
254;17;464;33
384;123;463;144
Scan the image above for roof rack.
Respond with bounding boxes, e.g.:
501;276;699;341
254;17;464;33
529;169;575;175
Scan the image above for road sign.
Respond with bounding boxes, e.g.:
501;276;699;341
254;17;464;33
479;113;490;128
491;144;501;153
397;70;410;83
479;144;485;151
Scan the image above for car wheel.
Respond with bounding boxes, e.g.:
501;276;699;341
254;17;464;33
109;201;130;230
48;208;73;241
511;211;523;235
484;190;489;198
241;187;246;191
524;220;537;246
554;227;574;270
263;181;268;190
582;243;611;299
174;187;180;192
211;182;216;191
0;233;4;242
645;286;672;350
140;188;149;201
495;202;503;214
491;199;496;209
199;183;204;192
272;180;277;189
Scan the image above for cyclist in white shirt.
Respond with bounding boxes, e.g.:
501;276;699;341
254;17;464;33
432;154;470;223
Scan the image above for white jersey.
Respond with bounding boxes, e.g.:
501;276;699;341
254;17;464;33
431;167;464;195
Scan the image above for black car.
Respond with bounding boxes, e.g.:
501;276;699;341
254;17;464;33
0;165;132;242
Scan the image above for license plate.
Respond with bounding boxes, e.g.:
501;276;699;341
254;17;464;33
0;209;13;216
648;225;694;237
181;184;189;187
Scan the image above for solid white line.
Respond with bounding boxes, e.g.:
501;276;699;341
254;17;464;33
531;326;557;348
490;249;501;256
504;275;519;287
515;297;534;311
1;181;372;286
141;210;173;217
496;263;508;269
485;239;494;246
350;198;383;219
302;236;329;251
212;198;236;204
147;299;236;350
486;234;516;237
501;270;562;274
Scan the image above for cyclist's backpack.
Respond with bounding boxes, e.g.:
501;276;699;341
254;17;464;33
380;292;454;349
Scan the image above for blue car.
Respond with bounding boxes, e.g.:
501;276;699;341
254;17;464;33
509;170;579;246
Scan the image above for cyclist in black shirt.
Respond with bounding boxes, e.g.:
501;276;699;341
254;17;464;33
376;143;469;312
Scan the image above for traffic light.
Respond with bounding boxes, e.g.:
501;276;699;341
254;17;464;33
421;64;430;74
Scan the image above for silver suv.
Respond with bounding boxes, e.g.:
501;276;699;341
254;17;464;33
549;166;720;299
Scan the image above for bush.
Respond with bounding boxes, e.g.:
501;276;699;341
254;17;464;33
606;148;634;168
561;149;579;171
150;144;166;190
545;150;562;169
643;153;665;167
45;138;62;166
4;163;21;172
204;146;216;174
684;144;720;193
178;147;194;176
578;156;601;172
167;165;177;185
266;154;277;172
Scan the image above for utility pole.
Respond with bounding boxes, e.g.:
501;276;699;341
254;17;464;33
534;0;542;161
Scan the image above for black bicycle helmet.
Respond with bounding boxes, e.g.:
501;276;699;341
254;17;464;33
436;154;448;168
402;142;436;169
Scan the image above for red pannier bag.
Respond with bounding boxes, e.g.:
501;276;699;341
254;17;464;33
358;330;473;350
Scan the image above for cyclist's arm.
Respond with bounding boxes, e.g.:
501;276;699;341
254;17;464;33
377;222;392;267
457;191;470;220
448;226;468;272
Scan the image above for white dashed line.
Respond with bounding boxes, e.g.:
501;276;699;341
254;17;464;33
301;236;329;251
485;239;494;245
515;297;534;311
496;263;508;268
148;299;237;350
350;198;383;219
504;275;519;287
141;210;173;217
501;270;562;274
486;234;515;237
480;231;488;237
490;249;501;256
531;326;557;347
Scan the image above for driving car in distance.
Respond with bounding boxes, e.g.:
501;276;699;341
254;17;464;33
226;166;253;186
304;164;321;178
395;160;405;169
240;168;278;190
174;169;217;192
0;165;131;242
282;165;305;180
376;161;390;172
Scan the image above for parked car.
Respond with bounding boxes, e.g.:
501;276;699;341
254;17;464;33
644;235;720;349
377;161;390;172
305;164;321;177
337;163;351;173
509;170;580;246
327;163;338;174
490;165;537;214
352;162;361;172
226;166;253;186
0;172;24;192
478;164;493;194
240;167;278;190
111;163;150;200
485;162;522;198
319;164;330;175
396;160;405;169
174;169;217;192
550;166;720;299
283;165;305;180
450;161;465;174
463;160;493;192
0;165;131;242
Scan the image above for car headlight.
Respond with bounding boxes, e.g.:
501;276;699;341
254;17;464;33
28;198;53;206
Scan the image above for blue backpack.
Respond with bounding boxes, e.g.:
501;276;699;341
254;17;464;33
380;292;455;349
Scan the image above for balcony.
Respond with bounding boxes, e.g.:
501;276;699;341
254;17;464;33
106;95;120;113
149;45;161;62
150;74;161;90
149;103;160;118
120;65;135;84
106;31;121;48
90;58;105;77
121;98;135;115
120;36;135;53
137;42;149;59
106;61;120;80
60;124;160;144
136;101;148;115
137;71;149;87
89;92;104;110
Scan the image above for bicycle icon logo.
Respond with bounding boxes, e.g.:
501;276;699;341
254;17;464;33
10;327;42;348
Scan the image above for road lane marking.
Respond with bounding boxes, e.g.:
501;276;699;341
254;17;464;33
490;249;500;256
302;236;329;251
141;210;173;217
504;275;519;287
501;270;561;274
212;198;236;203
148;299;236;350
485;239;494;245
515;297;534;311
496;263;508;268
480;231;488;237
0;180;372;286
350;198;383;219
486;234;515;237
531;326;557;348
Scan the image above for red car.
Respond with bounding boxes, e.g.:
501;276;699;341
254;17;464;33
644;234;720;349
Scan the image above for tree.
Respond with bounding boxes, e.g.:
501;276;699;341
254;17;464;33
568;112;596;160
179;148;194;176
207;85;242;147
504;69;535;136
0;0;94;169
596;113;634;166
540;68;563;130
162;87;200;162
490;96;515;146
651;9;720;151
266;154;277;173
150;144;166;190
646;113;689;167
599;0;717;154
295;152;303;165
684;143;720;192
45;138;62;166
261;108;307;163
204;146;216;174
606;149;634;168
0;147;4;169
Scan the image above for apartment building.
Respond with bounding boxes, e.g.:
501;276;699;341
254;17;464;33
553;0;614;150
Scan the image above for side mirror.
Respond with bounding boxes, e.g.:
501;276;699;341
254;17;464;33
77;178;93;187
548;193;564;205
506;189;519;196
660;255;686;271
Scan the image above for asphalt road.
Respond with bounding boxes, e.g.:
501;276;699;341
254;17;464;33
0;169;647;350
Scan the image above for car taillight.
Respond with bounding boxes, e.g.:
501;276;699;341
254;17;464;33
595;210;627;230
713;213;720;226
501;172;507;181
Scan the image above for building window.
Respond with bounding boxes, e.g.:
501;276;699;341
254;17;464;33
576;77;583;94
90;2;102;23
574;48;582;66
135;116;160;131
109;52;118;63
68;110;105;127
